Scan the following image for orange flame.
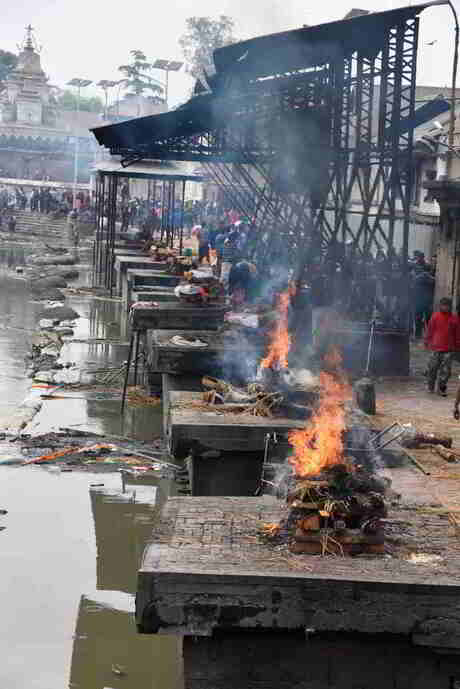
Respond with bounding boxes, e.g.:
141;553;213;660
261;285;296;369
288;349;349;477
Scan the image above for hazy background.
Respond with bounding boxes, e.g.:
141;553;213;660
0;0;455;107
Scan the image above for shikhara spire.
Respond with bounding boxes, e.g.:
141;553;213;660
18;24;42;53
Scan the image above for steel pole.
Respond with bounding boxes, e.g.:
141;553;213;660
72;86;81;209
447;0;460;178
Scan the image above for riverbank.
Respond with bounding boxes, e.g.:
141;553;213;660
0;231;180;689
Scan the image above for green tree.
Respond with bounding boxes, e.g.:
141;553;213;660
118;50;164;114
179;16;236;81
0;50;18;91
57;89;104;112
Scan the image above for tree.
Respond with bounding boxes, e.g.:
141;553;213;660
0;50;18;91
179;16;236;81
118;50;164;114
57;89;104;113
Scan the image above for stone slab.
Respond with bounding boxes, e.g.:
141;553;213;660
114;255;169;294
147;328;263;378
162;373;204;439
167;390;303;456
122;269;181;305
136;489;460;641
132;289;178;305
131;303;227;332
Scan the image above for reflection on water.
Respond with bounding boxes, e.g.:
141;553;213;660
0;245;37;417
0;251;180;689
91;480;170;593
69;596;181;689
0;467;181;689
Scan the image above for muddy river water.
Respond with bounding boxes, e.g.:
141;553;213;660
0;246;182;689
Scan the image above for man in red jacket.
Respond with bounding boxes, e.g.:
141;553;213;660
424;297;454;395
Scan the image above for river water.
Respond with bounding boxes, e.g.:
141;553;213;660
0;245;182;689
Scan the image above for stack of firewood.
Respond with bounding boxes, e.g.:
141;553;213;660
287;465;387;556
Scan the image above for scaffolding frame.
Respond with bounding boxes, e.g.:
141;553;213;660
92;162;201;294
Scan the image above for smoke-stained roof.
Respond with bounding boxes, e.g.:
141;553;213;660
92;94;214;152
211;3;429;82
94;159;203;181
91;2;434;156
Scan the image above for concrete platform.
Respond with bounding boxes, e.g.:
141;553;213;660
131;288;178;305
130;303;227;332
334;325;410;376
136;487;460;646
114;255;169;294
122;269;182;305
166;390;302;456
162;373;205;438
147;328;264;378
186;450;264;497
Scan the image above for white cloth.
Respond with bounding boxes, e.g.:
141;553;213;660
221;261;232;287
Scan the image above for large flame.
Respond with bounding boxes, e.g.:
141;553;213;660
288;351;349;477
261;285;296;370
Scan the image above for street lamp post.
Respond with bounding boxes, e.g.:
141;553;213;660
97;80;117;120
446;0;460;178
67;78;92;209
427;0;460;178
152;59;183;109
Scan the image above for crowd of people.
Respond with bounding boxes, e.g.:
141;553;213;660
0;184;93;215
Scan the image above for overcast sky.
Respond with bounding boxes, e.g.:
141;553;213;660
1;0;456;107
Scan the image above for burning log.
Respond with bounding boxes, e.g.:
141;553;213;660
280;465;388;557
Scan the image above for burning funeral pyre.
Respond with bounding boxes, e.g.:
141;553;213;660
195;285;390;557
258;287;388;556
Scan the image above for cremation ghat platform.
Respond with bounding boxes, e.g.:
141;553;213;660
166;390;302;455
147;329;263;376
131;288;177;304
136;471;460;649
131;303;227;332
114;255;169;294
125;269;179;306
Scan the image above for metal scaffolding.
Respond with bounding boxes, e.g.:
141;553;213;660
92;160;202;294
93;5;428;275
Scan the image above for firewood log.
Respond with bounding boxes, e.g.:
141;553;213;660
294;527;384;544
434;444;457;463
402;433;452;449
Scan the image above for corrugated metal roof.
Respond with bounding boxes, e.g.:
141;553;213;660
91;2;435;156
212;2;431;80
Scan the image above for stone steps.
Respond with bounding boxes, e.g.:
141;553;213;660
3;211;69;238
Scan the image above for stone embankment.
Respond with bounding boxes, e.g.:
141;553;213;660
0;238;84;432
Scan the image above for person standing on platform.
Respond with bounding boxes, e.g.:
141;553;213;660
221;230;238;288
197;222;210;263
424;297;454;396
